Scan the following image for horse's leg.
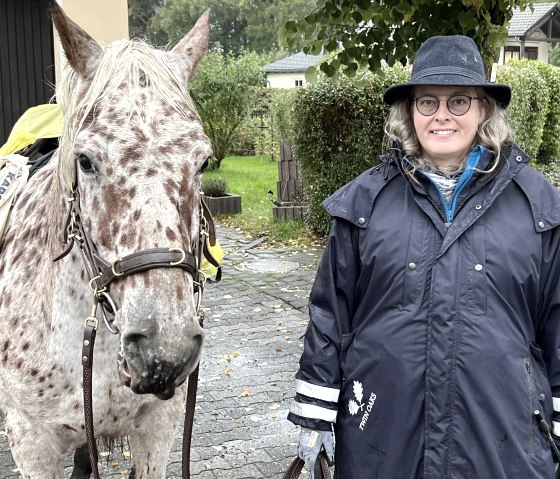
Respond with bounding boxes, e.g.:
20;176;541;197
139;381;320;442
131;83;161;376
4;410;66;478
128;429;176;479
127;402;182;479
69;445;92;479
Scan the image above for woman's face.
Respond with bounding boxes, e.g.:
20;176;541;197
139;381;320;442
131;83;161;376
412;85;487;170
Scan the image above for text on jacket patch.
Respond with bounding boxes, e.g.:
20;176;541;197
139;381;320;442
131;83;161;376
0;172;16;201
359;392;377;431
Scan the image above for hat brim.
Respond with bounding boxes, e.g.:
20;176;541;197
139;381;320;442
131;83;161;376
383;81;511;108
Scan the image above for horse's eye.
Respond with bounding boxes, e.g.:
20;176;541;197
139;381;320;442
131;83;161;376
77;154;96;174
199;157;210;174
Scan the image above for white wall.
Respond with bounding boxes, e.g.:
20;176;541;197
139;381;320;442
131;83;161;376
266;72;307;89
53;0;129;83
498;40;549;65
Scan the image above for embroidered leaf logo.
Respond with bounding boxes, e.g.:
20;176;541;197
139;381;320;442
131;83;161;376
348;399;360;415
353;381;363;404
348;380;366;415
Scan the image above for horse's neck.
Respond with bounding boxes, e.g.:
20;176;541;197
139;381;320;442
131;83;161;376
0;153;88;324
13;155;68;255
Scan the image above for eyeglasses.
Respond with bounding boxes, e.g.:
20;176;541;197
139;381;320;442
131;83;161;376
413;95;484;116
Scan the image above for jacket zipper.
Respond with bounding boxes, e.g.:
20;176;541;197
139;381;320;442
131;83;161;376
524;358;537;455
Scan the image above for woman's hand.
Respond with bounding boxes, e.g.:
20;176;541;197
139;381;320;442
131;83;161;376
298;427;334;478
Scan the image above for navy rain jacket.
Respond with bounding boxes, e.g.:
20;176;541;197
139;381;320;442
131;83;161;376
288;143;560;478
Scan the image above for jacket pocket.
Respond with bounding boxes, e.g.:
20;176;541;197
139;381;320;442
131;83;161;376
524;353;553;456
524;357;538;455
530;343;548;375
339;331;355;367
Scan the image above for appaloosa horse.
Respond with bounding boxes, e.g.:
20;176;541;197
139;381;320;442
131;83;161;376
0;4;212;478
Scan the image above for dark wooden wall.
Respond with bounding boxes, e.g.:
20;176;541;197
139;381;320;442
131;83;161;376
0;0;55;145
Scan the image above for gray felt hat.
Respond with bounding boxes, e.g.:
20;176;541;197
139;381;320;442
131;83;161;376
383;35;511;107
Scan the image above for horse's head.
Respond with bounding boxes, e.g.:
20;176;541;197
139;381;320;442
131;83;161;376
52;4;211;399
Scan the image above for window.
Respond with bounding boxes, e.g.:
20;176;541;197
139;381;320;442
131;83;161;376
503;46;539;63
294;79;304;87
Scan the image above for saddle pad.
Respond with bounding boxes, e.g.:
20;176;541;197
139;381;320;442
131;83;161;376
0;154;30;240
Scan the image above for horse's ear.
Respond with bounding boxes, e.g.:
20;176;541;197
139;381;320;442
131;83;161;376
50;2;103;79
168;9;210;80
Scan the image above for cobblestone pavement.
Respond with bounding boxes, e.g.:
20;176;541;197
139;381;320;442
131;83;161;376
0;225;325;478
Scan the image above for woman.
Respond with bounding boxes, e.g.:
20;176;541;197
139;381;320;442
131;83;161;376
288;35;560;478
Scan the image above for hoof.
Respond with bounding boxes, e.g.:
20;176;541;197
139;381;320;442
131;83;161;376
69;445;92;479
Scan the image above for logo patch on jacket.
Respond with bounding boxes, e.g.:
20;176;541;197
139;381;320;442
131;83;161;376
348;380;377;431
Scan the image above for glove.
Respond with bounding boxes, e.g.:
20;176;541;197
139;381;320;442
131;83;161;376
298;427;334;478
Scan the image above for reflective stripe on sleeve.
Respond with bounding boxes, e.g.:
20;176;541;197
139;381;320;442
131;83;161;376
290;401;338;423
553;421;560;438
295;379;340;403
553;397;560;413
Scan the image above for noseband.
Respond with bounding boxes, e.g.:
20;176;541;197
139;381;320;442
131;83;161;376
54;154;221;479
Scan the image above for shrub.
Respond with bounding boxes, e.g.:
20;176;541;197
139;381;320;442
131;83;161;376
190;51;271;167
497;60;550;162
201;177;228;197
533;62;560;164
267;88;297;160
292;66;409;234
231;88;297;161
531;157;560;186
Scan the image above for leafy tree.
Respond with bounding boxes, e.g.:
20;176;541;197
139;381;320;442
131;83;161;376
279;0;535;79
242;0;313;53
190;51;274;167
129;0;312;54
128;0;162;41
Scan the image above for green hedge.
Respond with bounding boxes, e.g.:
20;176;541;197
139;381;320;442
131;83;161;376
292;61;560;234
292;67;409;234
497;60;551;162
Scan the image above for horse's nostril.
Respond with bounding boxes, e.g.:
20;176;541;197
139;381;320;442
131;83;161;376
192;333;203;350
122;359;132;378
124;332;147;342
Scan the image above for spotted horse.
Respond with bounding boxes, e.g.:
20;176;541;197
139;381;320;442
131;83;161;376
0;3;215;478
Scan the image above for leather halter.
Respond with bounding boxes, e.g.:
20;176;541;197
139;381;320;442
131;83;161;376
54;154;220;478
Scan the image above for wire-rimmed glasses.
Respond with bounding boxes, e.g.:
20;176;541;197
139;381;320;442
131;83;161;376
413;95;484;116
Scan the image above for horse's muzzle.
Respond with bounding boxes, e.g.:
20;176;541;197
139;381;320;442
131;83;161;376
118;328;203;399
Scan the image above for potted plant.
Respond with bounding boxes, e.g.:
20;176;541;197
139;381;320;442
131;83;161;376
201;177;242;216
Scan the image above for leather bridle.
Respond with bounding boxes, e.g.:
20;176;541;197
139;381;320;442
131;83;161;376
54;154;221;478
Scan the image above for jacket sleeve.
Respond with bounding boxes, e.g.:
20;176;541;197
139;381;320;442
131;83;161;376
288;218;360;431
537;226;560;455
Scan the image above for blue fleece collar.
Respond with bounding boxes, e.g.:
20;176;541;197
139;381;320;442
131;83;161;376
404;145;487;223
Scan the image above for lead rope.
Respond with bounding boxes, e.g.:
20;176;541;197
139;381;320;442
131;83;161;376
82;294;101;479
182;311;203;479
182;203;209;478
283;454;331;479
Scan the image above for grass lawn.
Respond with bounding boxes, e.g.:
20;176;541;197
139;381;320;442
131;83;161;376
202;155;323;247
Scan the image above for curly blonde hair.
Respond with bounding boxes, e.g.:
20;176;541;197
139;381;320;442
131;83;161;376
384;87;514;175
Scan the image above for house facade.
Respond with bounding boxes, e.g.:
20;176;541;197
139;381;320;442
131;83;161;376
499;2;560;65
264;52;321;89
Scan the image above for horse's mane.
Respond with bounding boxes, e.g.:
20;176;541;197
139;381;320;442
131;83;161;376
56;39;199;190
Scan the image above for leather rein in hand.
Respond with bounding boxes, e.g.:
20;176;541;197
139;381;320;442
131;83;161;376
54;154;221;479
